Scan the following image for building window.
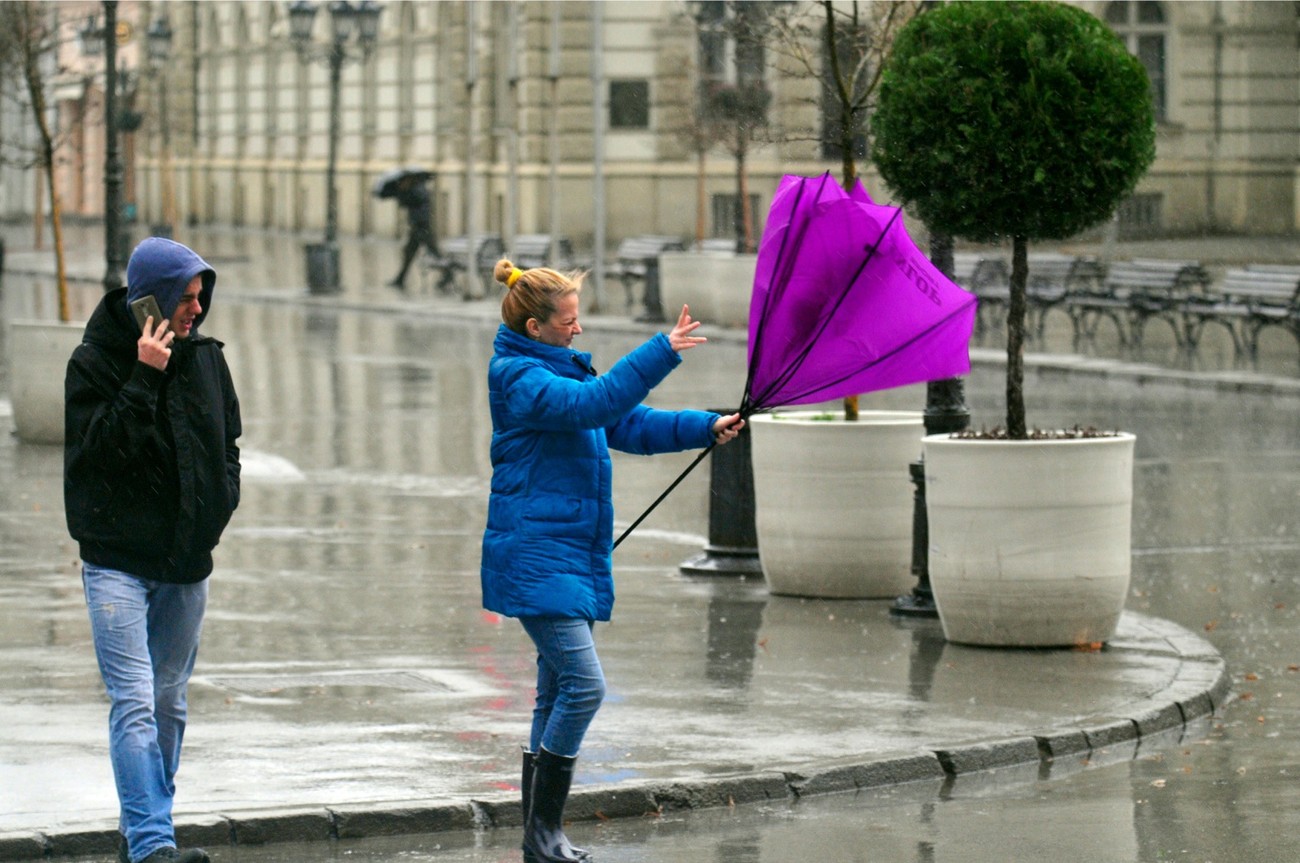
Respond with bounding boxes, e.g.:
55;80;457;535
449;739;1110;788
694;1;768;88
711;192;762;240
1117;192;1164;238
1105;0;1167;121
610;80;650;129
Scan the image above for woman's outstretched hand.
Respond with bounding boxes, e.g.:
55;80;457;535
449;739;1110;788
712;413;744;446
668;305;707;352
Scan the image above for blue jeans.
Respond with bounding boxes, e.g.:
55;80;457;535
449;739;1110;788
518;617;606;758
82;563;207;863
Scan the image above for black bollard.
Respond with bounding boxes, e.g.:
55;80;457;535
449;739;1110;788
679;413;763;577
634;256;666;323
891;377;969;618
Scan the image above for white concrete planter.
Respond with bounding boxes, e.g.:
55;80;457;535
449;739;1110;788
750;410;923;599
658;251;755;329
923;432;1136;647
7;319;85;445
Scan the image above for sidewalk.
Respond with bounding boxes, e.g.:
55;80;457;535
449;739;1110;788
0;221;1260;861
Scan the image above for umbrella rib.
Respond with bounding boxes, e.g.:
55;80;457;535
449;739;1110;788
743;173;832;409
767;296;977;406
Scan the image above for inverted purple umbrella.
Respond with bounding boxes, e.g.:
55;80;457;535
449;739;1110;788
614;172;977;548
742;172;977;414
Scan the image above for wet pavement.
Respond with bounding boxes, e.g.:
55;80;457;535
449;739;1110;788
0;222;1297;862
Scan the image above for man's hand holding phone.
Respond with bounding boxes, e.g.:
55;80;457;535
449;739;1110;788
131;295;174;370
137;314;174;371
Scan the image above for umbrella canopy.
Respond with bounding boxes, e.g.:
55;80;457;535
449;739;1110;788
743;173;977;412
614;173;977;550
372;166;433;199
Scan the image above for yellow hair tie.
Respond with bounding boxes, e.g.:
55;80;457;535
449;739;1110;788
507;267;524;288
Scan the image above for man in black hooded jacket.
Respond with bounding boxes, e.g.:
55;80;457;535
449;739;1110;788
65;237;241;863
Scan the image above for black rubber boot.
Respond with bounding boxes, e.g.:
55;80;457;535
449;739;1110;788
521;749;538;863
522;748;591;862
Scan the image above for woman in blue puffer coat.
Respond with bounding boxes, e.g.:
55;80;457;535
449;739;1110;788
482;258;743;863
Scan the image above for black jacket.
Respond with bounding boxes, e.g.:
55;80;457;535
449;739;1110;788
64;287;241;583
396;182;433;229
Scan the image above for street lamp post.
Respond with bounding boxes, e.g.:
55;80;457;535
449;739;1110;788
146;15;175;239
891;233;970;619
288;1;383;293
81;0;126;292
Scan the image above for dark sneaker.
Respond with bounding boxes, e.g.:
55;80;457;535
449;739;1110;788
138;848;209;863
116;833;129;863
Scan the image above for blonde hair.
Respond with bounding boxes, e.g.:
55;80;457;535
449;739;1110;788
494;258;584;335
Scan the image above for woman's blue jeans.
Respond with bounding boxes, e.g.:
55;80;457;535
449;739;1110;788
82;563;207;863
518;617;606;758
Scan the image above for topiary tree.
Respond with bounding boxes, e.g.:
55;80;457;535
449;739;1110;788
871;0;1155;438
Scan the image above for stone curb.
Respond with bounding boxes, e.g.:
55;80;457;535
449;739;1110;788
0;620;1230;862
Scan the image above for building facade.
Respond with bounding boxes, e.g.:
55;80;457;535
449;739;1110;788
4;1;1298;254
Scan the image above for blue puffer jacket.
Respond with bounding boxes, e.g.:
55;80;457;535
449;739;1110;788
481;325;718;621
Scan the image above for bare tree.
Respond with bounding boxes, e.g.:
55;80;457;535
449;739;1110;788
0;1;70;321
766;0;917;420
768;1;917;192
682;1;781;254
666;12;728;246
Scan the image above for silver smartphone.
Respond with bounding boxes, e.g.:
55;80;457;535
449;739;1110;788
129;295;166;333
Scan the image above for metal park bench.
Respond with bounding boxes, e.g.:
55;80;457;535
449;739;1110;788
1026;253;1105;339
1192;266;1300;361
951;252;1009;336
692;237;741;254
512;234;578;271
613;235;687;314
1067;258;1210;348
421;233;505;296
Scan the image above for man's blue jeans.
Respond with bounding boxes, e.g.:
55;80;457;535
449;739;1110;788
518;617;606;758
82;564;207;863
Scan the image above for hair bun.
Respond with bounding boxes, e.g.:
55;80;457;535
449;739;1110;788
492;258;516;287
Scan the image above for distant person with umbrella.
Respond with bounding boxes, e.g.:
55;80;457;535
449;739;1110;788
375;167;437;291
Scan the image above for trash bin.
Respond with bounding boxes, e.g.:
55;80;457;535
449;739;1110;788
306;241;340;293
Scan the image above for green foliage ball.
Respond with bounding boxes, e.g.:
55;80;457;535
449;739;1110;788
871;0;1156;244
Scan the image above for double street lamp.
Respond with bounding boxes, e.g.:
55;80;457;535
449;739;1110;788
79;0;126;292
288;1;383;293
145;14;175;238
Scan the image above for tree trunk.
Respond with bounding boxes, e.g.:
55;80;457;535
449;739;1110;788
839;163;859;421
22;18;68;323
734;134;749;253
1006;235;1028;438
695;148;707;245
46;160;68;324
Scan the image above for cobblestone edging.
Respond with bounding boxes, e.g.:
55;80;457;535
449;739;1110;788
0;614;1229;862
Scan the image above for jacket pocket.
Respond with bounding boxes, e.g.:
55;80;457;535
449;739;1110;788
522;496;597;539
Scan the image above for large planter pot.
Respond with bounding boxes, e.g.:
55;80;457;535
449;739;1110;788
750;410;923;599
7;319;85;445
923;432;1136;647
658;251;755;329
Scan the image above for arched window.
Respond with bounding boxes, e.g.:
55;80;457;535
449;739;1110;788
1105;0;1167;121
